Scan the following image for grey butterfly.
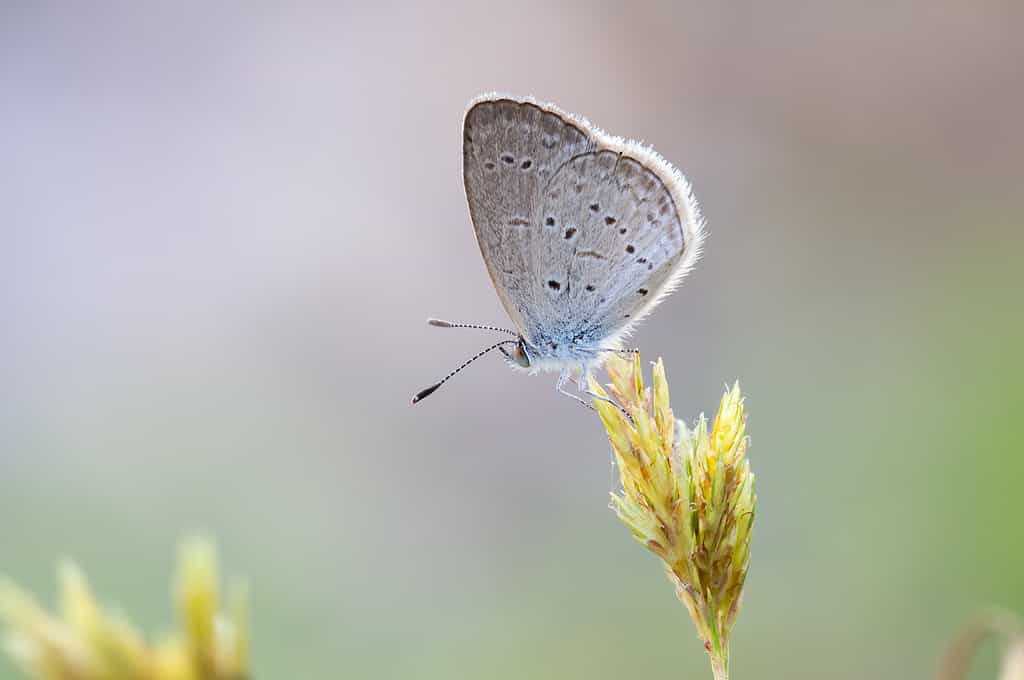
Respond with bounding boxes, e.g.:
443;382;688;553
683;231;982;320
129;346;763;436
413;94;705;411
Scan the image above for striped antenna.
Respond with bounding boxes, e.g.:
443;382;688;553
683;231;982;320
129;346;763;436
427;318;517;337
411;339;518;404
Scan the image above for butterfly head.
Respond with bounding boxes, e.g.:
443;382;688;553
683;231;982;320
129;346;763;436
500;337;533;369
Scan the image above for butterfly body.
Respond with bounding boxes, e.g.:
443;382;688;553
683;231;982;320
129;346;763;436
500;334;605;375
412;94;704;408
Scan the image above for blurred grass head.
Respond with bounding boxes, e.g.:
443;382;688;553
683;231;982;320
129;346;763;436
0;537;248;680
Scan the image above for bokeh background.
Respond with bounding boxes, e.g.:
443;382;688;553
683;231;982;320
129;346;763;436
2;2;1022;678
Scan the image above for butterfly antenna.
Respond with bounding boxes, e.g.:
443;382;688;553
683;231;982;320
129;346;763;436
411;339;519;404
427;318;518;337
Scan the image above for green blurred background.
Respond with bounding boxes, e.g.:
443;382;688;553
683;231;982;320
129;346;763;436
2;2;1022;678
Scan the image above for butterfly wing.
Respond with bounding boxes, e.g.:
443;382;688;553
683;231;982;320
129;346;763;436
529;144;704;351
462;96;593;340
462;95;704;353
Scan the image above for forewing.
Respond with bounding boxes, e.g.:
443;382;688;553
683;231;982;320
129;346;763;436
462;97;593;339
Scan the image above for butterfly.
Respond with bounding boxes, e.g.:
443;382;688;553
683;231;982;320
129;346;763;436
413;94;704;412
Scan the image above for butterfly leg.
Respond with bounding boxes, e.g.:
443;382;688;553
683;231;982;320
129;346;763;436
577;366;633;422
556;369;597;412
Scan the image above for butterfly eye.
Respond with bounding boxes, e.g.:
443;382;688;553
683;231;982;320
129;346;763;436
512;343;532;368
